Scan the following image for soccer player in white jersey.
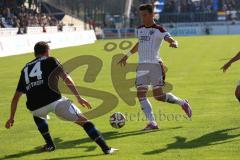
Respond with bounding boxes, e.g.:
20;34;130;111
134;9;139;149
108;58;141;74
118;4;192;130
221;51;240;102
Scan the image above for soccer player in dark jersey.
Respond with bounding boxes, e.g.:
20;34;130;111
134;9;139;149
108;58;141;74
221;51;240;101
5;41;118;154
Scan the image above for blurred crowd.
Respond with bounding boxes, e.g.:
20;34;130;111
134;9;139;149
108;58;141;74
163;0;240;13
128;0;240;25
0;0;60;32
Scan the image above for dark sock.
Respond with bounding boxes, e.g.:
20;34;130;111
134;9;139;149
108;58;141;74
33;116;54;146
237;97;240;102
83;121;110;151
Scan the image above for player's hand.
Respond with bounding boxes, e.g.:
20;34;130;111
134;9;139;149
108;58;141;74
5;118;14;129
77;97;92;109
221;63;231;72
118;55;128;67
169;41;178;48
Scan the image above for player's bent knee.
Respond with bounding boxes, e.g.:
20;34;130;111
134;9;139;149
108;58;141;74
137;86;148;101
75;117;89;127
153;94;165;101
153;86;165;101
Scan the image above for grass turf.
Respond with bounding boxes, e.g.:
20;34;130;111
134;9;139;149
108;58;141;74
0;35;240;160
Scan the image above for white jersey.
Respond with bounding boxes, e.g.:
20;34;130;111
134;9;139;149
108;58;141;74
137;24;170;64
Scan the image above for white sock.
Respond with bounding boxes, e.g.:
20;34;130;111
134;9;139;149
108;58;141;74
165;93;184;106
139;98;157;125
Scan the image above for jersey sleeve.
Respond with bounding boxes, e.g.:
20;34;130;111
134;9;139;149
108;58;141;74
16;71;26;93
160;31;171;40
158;26;171;40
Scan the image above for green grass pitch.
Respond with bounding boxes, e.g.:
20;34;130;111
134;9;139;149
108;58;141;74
1;35;240;160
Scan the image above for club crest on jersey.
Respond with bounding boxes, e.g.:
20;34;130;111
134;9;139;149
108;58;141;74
149;30;155;35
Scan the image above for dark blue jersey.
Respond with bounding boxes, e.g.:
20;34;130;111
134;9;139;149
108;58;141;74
16;56;63;111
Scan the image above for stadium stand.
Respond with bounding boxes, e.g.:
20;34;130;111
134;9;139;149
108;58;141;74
1;0;240;38
132;0;240;23
1;0;240;30
0;0;63;34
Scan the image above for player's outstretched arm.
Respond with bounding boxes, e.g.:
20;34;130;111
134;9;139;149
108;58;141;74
221;51;240;72
59;72;92;109
165;36;178;48
118;42;139;67
5;91;22;129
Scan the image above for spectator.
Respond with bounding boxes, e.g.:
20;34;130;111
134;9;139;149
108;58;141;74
0;1;62;30
57;21;64;31
28;0;32;9
0;18;4;28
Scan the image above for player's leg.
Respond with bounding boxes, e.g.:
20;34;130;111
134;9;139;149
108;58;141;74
75;119;117;154
136;64;158;130
153;87;182;104
54;99;118;154
152;86;192;118
235;82;240;102
33;116;55;151
151;62;192;118
137;86;158;130
31;105;56;151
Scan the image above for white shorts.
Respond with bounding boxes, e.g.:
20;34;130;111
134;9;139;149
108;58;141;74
31;97;82;122
135;62;165;89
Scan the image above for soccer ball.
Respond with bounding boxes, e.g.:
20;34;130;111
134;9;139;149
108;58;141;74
109;112;126;129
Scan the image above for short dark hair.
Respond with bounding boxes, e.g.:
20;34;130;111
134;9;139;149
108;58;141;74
139;4;154;13
34;41;49;56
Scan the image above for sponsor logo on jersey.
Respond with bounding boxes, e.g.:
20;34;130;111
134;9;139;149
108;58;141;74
140;36;150;41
